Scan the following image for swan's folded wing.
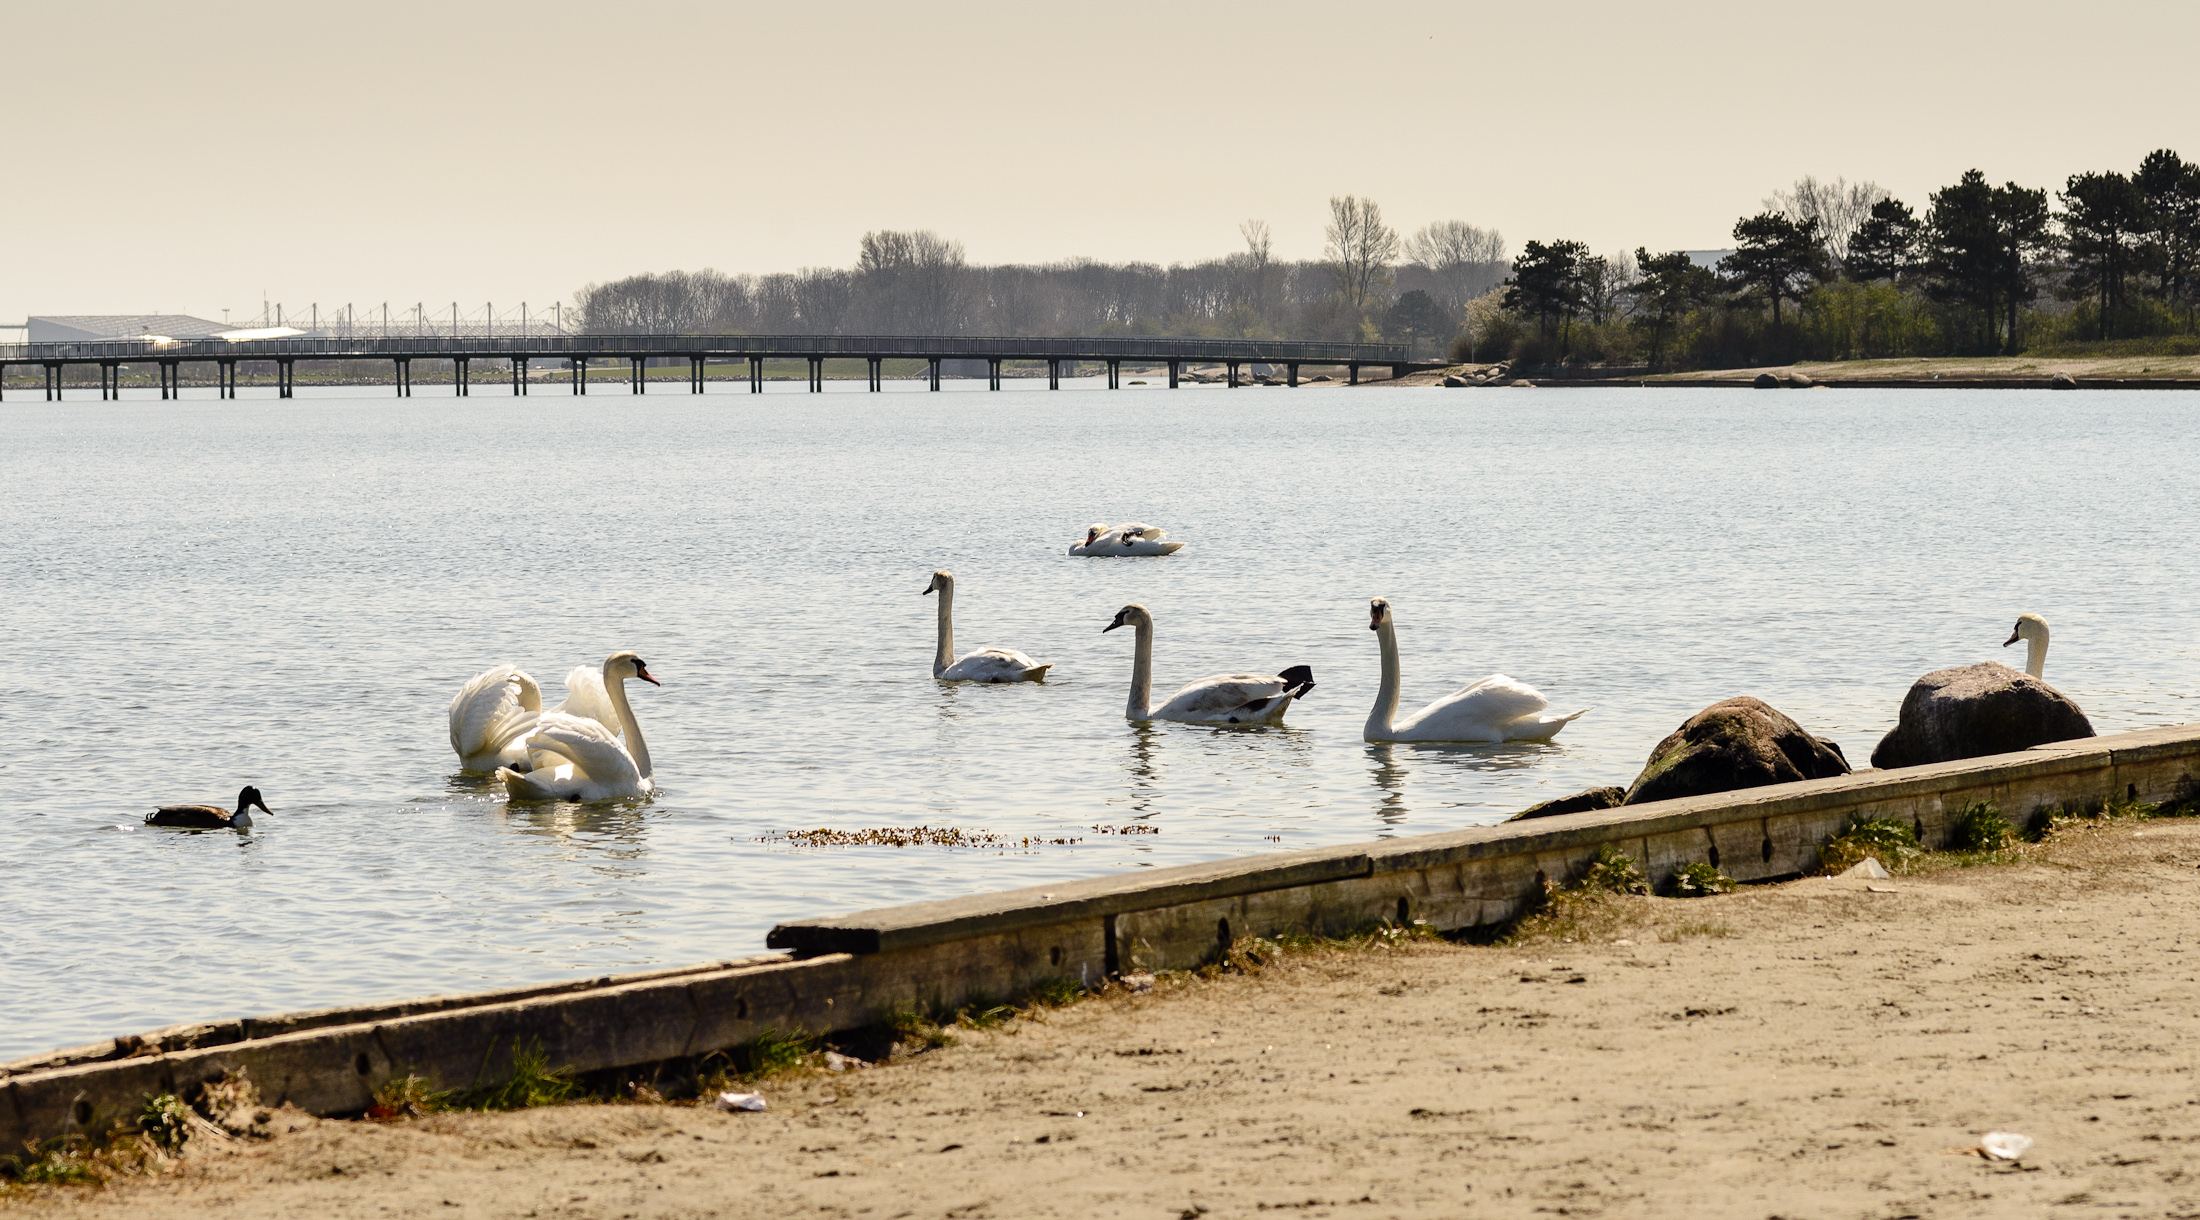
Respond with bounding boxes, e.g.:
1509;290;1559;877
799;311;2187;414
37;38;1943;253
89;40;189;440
941;647;1049;681
1114;523;1164;541
522;713;641;786
1163;673;1292;716
450;665;540;756
549;666;622;739
1429;674;1549;724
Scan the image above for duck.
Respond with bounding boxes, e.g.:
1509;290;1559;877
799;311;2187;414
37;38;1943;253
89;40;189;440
1103;603;1313;724
2004;612;2052;679
924;570;1052;682
146;786;271;830
448;664;544;772
498;652;660;801
1069;523;1186;556
1363;598;1586;743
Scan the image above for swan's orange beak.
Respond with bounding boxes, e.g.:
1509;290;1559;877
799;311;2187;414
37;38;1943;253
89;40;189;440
637;665;662;686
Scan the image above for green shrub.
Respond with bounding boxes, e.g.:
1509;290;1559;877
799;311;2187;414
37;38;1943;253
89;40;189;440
1664;861;1737;897
1948;802;2013;852
453;1039;578;1111
1820;816;1919;874
1576;845;1649;895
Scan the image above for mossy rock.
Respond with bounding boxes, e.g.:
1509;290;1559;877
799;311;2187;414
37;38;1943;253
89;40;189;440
1870;662;2093;769
1508;786;1626;822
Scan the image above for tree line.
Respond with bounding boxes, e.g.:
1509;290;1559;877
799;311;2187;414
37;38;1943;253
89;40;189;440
572;199;1505;355
1491;151;2200;369
573;150;2200;368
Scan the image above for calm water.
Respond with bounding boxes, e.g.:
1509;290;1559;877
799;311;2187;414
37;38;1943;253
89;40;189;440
3;380;2195;1060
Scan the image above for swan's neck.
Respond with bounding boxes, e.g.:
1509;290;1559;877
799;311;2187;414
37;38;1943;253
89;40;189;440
607;672;652;779
1368;620;1402;738
1126;620;1154;721
933;584;955;678
2025;630;2047;680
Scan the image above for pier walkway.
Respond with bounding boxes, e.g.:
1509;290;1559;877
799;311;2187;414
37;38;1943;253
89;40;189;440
0;334;1435;400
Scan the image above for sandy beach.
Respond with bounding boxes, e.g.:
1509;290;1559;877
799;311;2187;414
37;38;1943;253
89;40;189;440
13;814;2200;1220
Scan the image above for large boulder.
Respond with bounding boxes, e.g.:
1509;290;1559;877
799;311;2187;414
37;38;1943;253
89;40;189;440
1508;786;1626;822
1869;662;2094;769
1752;372;1781;388
1624;697;1850;805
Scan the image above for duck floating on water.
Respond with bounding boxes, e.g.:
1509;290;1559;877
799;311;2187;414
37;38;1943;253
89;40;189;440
146;786;271;830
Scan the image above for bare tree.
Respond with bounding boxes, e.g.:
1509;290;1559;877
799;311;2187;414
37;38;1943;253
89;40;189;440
1579;249;1640;324
1403;219;1507;310
1235;219;1275;316
1325;196;1400;311
1765;176;1892;264
855;229;969;333
571;268;746;333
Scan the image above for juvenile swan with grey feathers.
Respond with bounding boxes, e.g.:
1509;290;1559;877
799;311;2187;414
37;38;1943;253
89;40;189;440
924;570;1052;682
1363;598;1586;743
498;652;661;801
1103;603;1313;724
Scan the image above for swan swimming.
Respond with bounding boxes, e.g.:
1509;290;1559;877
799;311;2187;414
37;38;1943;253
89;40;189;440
448;664;544;771
1363;598;1586;743
145;786;271;830
1103;603;1313;724
924;570;1052;682
498;652;660;801
1070;523;1185;556
2004;613;2052;679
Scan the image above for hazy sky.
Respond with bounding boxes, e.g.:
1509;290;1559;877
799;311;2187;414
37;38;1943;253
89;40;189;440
6;0;2195;325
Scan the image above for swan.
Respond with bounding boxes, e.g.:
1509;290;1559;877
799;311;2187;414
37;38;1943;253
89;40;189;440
2004;613;2051;678
1363;598;1587;743
146;786;270;830
1069;523;1186;556
448;664;543;771
499;652;660;801
924;570;1052;682
1103;603;1313;724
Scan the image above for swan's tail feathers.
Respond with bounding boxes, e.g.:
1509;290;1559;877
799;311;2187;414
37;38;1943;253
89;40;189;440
1278;665;1316;700
1155;540;1186;554
1507;708;1590;742
1023;662;1053;681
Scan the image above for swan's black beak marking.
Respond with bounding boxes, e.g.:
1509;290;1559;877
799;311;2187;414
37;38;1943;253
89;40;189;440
1102;615;1125;633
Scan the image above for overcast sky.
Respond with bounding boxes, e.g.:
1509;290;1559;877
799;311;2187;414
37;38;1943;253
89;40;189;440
5;0;2194;325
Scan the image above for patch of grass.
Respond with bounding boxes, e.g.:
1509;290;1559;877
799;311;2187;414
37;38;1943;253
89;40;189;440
1820;816;1921;874
887;1010;957;1053
1948;801;2014;852
368;1074;448;1120
1657;922;1736;942
1577;845;1651;896
1663;861;1737;897
2028;795;2161;842
138;1095;191;1152
452;1038;579;1111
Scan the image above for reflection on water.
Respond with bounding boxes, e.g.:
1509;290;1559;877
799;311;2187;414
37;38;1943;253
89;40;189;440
5;383;2197;1058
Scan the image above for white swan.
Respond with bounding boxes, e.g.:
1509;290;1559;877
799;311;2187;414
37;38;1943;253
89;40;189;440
1070;523;1185;556
2004;613;2051;678
499;652;660;800
547;664;624;739
924;570;1052;682
1103;603;1313;724
448;664;543;772
1364;598;1586;743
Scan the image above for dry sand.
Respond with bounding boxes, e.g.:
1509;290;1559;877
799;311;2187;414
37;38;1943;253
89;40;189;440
14;817;2200;1219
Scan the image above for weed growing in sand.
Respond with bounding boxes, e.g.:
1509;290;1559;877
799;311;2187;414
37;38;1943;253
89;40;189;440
1657;922;1735;942
1820;816;1920;874
888;1010;958;1052
138;1094;192;1153
1948;801;2014;852
1663;861;1737;897
0;1111;177;1196
1576;845;1650;896
368;1074;449;1120
453;1038;579;1111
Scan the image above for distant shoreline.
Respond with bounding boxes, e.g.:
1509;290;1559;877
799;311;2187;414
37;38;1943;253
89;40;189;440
1380;353;2200;390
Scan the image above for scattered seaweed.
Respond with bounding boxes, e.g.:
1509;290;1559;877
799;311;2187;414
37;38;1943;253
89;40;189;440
756;826;1085;849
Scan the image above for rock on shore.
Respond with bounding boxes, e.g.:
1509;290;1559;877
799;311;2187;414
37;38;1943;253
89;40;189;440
1624;697;1850;804
1869;662;2094;769
1508;786;1627;821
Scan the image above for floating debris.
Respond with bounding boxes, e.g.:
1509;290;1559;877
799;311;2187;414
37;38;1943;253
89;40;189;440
1092;824;1160;835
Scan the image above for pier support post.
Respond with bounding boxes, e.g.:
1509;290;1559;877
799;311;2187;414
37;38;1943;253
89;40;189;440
867;357;882;391
45;362;59;400
277;358;295;399
162;360;179;399
220;360;237;399
514;357;527;395
630;356;645;394
1107;359;1120;389
455;357;468;398
1168;359;1179;389
1392;364;1407;382
691;355;704;393
928;358;941;391
1287;363;1298;387
807;356;823;392
1227;362;1240;388
988;358;1000;390
1348;364;1359;386
749;356;763;393
1048;359;1059;390
99;361;116;400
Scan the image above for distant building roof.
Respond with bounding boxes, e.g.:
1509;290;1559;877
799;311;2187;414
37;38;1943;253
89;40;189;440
1683;250;1734;269
27;314;236;343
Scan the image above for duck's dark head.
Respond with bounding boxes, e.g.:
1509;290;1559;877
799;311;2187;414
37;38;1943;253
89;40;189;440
237;786;271;815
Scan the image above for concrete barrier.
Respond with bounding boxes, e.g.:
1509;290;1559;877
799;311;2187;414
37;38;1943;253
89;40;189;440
7;724;2195;1149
